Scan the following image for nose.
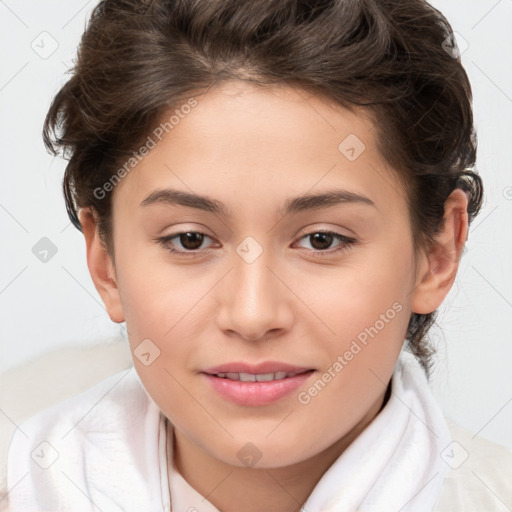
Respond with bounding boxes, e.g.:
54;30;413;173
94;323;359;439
215;246;295;342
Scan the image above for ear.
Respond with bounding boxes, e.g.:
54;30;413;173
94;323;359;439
79;208;125;323
411;188;469;314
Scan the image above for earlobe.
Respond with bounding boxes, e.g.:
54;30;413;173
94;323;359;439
411;188;469;314
78;208;125;323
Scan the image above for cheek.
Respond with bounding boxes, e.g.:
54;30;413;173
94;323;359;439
115;260;204;427
304;240;414;410
296;266;412;448
114;232;199;333
317;246;414;340
113;243;218;391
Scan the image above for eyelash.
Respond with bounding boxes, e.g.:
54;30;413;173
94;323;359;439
156;230;356;258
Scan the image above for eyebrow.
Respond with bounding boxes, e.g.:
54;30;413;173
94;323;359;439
139;187;376;216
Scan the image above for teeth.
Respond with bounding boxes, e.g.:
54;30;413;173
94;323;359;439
239;372;257;382
255;373;275;382
214;371;309;381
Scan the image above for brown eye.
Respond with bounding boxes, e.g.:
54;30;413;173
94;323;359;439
309;232;335;250
295;230;356;256
178;232;205;250
157;231;214;254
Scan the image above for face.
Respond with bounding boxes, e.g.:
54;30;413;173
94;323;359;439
99;81;425;467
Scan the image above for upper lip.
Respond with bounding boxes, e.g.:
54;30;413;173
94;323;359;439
202;361;314;375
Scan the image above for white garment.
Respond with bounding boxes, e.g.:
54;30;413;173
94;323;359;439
4;350;510;511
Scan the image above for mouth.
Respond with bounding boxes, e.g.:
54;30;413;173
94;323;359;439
205;369;314;382
200;362;315;406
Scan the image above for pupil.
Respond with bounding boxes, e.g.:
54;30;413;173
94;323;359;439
311;233;332;250
181;232;203;250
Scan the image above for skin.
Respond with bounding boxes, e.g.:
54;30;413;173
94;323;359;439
79;80;468;512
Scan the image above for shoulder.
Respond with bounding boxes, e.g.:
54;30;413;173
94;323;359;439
9;366;145;446
5;366;164;511
433;420;512;511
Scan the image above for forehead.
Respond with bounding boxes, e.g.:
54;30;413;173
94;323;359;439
112;81;406;219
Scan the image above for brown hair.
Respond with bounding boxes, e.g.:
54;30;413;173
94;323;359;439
43;0;483;374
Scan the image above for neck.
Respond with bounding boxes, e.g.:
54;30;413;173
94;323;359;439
170;384;390;512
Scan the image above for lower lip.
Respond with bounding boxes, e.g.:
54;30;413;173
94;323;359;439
201;371;314;406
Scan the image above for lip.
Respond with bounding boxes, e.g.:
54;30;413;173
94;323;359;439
201;361;315;406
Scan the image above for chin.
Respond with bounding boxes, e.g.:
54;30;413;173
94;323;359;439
204;432;318;469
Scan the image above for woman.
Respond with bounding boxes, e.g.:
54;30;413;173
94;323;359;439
5;0;511;510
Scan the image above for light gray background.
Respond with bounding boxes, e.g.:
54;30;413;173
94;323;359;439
1;0;511;449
